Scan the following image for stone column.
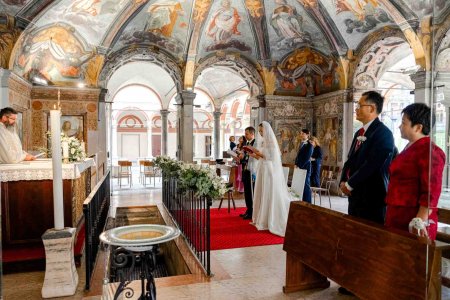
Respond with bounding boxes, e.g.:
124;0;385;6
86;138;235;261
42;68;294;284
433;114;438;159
213;111;221;159
147;118;152;158
257;95;267;124
176;90;195;162
160;109;169;156
41;228;78;298
230;118;236;138
410;70;432;105
341;89;355;163
0;68;11;108
435;72;450;187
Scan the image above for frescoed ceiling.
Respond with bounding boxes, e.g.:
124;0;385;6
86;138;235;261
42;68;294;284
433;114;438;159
1;0;449;95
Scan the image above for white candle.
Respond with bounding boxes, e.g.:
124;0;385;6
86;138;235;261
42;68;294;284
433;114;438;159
62;141;69;159
80;142;85;154
50;109;64;230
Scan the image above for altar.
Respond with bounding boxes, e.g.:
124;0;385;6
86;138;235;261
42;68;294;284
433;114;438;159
0;158;94;260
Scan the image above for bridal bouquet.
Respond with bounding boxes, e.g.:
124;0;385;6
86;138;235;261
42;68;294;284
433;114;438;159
154;155;182;178
178;163;227;199
61;135;86;162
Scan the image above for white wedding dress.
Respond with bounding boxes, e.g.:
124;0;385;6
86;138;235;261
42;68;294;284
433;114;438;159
252;121;293;237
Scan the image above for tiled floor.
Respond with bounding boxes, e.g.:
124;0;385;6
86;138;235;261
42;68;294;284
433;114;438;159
3;176;445;299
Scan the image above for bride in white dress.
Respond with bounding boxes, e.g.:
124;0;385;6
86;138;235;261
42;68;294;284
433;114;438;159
247;121;293;237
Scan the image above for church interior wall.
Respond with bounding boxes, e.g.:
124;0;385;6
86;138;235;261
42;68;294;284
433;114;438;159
8;73;31;151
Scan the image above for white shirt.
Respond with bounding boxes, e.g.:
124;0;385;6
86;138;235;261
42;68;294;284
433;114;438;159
0;123;27;164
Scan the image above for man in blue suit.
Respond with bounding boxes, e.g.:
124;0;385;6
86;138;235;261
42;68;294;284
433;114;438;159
340;91;394;224
295;129;314;203
338;91;394;296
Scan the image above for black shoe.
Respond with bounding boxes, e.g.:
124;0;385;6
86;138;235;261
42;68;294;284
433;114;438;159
338;287;354;296
239;213;247;217
243;214;252;220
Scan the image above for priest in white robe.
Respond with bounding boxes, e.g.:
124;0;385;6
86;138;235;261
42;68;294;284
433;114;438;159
0;107;35;164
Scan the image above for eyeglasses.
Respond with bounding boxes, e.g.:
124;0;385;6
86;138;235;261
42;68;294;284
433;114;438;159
354;102;374;109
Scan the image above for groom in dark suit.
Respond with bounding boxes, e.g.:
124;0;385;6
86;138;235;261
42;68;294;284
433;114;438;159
338;91;394;296
294;129;314;203
340;91;395;224
239;126;256;220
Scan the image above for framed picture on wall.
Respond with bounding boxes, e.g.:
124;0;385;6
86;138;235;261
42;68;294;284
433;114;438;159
47;115;85;142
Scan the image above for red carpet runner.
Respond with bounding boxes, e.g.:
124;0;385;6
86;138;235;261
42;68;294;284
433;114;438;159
210;207;284;250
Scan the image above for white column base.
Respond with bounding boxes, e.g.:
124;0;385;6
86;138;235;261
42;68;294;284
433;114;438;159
41;227;79;298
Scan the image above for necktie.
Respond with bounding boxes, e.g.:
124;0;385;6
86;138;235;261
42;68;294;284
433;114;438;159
354;128;365;152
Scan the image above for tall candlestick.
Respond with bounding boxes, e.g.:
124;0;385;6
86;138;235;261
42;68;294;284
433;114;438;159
50;109;64;230
62;141;69;159
80;142;85;154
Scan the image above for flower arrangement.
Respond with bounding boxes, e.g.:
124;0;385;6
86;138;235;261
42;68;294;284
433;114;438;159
39;131;86;163
356;136;367;142
154;156;226;200
154;155;183;178
178;164;227;200
61;135;86;162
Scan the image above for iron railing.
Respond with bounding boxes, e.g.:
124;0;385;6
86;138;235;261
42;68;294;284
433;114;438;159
162;176;212;276
83;170;111;290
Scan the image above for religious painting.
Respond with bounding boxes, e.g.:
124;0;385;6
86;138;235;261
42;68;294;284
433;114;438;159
201;0;252;53
47;115;85;142
264;0;331;60
112;0;191;59
275;48;341;96
405;0;449;19
33;0;132;45
274;120;303;164
335;0;391;34
317;117;338;165
0;0;32;15
13;25;93;84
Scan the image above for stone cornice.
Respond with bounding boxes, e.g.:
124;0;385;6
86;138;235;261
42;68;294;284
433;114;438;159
31;87;101;102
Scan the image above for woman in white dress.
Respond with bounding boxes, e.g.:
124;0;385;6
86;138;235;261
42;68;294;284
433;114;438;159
247;121;292;237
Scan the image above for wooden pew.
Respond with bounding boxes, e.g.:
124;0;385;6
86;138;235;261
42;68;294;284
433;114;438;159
283;201;450;300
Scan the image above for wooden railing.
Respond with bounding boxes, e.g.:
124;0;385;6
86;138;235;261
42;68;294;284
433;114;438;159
83;170;111;290
162;176;212;276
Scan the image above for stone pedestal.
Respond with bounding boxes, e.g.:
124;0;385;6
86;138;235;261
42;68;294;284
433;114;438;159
41;227;78;298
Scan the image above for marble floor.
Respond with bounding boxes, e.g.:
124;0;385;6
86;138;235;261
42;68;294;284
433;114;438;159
3;176;444;299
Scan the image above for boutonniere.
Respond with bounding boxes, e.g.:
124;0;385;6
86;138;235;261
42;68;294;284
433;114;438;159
356;136;367;142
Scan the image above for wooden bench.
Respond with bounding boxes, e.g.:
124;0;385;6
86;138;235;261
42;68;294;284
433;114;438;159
284;202;450;299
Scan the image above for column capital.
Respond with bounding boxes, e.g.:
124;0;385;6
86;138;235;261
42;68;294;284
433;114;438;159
160;109;169;116
410;70;431;90
213;111;222;118
175;90;196;105
98;88;108;102
257;94;266;107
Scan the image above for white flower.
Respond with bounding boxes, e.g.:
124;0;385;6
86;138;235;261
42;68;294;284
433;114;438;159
356;136;367;142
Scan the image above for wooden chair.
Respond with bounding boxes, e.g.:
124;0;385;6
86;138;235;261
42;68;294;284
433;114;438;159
310;169;332;208
141;160;157;187
217;165;236;213
117;160;132;188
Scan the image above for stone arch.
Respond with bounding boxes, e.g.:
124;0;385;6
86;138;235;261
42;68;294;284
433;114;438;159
98;46;183;92
351;28;409;90
194;53;264;98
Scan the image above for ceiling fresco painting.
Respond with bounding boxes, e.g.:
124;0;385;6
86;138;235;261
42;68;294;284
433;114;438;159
34;0;135;45
264;0;332;60
0;0;32;16
275;47;342;96
2;0;450;94
321;0;395;50
12;25;94;84
112;0;192;60
197;0;256;58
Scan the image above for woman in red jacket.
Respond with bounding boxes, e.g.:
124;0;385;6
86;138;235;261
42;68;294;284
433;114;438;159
385;103;445;240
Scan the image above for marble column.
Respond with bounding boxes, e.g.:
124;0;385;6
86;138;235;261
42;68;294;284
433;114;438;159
147;118;152;158
435;72;450;187
410;70;432;105
0;68;11;108
41;228;78;298
213;111;221;159
160;109;169;156
176;90;195;162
